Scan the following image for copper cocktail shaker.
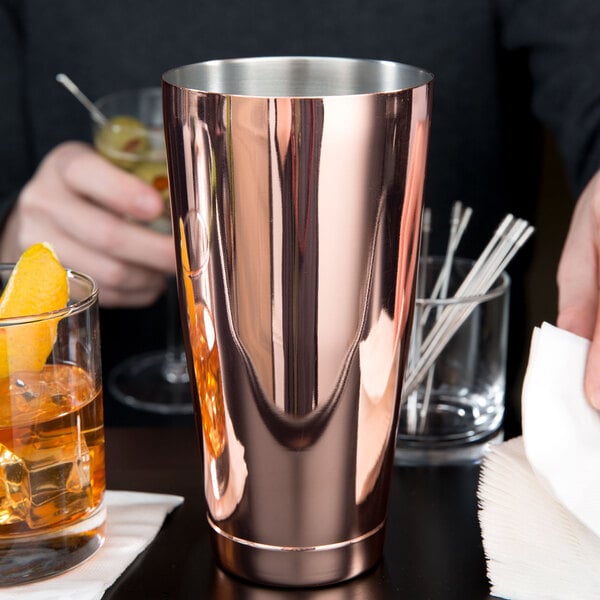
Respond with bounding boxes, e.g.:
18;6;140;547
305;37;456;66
163;57;432;587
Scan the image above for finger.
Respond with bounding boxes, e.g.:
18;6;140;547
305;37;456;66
556;204;598;338
52;233;168;295
52;142;166;221
585;323;600;410
18;214;168;300
32;183;175;274
97;283;167;308
556;174;600;409
584;240;600;410
556;208;600;406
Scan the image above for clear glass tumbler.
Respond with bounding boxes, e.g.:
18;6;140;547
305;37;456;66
396;256;510;465
0;268;106;585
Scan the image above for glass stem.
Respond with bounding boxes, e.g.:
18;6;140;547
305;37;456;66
162;276;189;384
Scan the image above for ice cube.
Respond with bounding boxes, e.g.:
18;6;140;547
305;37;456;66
0;443;30;525
26;435;92;529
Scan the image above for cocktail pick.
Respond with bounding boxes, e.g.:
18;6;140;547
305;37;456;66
55;73;108;126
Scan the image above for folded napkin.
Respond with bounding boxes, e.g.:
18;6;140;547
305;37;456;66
478;323;600;600
0;490;183;600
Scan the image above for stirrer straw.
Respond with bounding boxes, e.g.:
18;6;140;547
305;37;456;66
405;208;432;434
419;202;472;327
417;202;472;432
403;212;534;405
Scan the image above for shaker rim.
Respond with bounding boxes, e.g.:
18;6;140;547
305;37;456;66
162;55;434;98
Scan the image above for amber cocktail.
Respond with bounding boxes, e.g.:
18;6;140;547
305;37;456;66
0;267;105;585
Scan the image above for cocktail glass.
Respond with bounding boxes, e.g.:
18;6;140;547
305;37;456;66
92;87;192;415
0;268;106;584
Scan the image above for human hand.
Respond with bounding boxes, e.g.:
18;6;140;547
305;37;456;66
556;168;600;409
0;141;175;307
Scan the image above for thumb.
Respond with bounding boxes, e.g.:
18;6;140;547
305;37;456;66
556;172;600;408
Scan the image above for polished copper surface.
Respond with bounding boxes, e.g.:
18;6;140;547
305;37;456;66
163;56;433;586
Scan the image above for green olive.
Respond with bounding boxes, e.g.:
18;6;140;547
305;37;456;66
132;161;171;233
94;115;150;171
132;161;170;202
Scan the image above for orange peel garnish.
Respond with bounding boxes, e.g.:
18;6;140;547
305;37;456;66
0;243;69;378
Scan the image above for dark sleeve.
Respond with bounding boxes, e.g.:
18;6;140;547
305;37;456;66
497;0;600;194
0;0;33;226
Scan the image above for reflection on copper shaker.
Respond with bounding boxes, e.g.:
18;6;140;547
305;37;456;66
163;57;433;587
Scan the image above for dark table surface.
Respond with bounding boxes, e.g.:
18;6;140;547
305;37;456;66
103;425;495;599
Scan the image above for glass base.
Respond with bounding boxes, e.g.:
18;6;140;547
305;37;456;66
394;429;504;466
109;351;194;415
0;502;106;586
208;514;385;587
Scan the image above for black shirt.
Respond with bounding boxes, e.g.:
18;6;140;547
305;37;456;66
2;0;600;427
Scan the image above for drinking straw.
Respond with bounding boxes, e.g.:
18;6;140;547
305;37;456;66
419;202;472;326
417;202;469;432
403;214;533;403
406;207;432;434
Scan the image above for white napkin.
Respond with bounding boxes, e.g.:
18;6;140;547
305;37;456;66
478;323;600;600
0;490;183;600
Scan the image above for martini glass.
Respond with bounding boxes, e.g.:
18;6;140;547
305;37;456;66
92;87;192;414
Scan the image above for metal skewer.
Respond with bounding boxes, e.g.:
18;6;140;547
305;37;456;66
55;73;108;126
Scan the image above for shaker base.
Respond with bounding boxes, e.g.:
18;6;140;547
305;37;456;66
207;515;386;587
